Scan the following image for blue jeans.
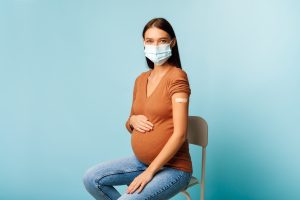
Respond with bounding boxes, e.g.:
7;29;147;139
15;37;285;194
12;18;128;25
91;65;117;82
82;154;192;200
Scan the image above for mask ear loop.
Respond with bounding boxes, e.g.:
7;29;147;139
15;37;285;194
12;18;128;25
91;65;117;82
169;38;175;48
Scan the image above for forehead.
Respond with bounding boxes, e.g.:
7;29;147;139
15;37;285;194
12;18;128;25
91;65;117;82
144;27;170;40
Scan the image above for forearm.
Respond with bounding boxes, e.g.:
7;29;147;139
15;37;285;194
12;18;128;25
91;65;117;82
146;133;186;175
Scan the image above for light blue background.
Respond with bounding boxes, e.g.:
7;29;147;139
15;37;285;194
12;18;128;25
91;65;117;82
0;0;299;199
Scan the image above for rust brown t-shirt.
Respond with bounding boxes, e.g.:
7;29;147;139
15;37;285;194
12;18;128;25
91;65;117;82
125;67;193;173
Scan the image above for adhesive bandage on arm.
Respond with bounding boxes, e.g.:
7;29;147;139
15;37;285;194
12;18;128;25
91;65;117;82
175;97;188;103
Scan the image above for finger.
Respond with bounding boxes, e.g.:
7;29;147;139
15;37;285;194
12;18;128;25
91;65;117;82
139;122;153;131
128;182;139;194
127;179;137;190
126;184;131;193
141;120;153;128
145;120;154;127
137;127;148;134
136;127;145;133
138;116;153;127
137;182;146;193
127;181;137;193
140;126;152;132
138;121;149;128
126;186;130;193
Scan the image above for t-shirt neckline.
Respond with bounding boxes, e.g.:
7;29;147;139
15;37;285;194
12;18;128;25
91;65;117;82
145;67;174;100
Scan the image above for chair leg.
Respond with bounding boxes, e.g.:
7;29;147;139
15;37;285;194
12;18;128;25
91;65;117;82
180;190;192;200
200;182;204;200
200;147;206;200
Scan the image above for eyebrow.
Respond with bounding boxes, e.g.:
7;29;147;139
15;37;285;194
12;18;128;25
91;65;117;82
145;37;169;40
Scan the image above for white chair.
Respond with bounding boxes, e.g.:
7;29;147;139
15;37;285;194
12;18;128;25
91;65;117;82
179;116;208;200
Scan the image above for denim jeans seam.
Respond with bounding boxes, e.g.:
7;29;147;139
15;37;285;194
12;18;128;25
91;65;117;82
144;171;185;200
96;168;146;200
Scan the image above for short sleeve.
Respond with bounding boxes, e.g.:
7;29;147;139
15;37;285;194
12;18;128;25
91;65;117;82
168;70;191;99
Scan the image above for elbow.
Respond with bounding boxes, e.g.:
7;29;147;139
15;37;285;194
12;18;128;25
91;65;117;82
173;132;187;143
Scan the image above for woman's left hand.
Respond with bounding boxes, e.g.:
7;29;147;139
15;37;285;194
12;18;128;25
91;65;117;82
127;169;155;194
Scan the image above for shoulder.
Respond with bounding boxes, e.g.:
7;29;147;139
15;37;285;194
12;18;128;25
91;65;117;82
140;70;150;78
133;69;150;85
166;67;191;97
139;70;150;80
168;67;189;82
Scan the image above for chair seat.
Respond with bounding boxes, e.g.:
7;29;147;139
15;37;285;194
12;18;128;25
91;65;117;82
181;176;199;191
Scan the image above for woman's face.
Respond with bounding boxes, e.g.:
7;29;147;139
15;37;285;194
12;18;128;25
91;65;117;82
144;27;176;47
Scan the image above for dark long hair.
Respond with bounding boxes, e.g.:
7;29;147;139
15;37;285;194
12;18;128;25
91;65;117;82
142;18;182;69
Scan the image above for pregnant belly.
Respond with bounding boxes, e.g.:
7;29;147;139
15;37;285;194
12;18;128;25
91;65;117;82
131;127;172;165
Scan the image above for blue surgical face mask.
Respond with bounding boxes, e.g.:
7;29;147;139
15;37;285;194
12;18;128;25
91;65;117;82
144;41;173;65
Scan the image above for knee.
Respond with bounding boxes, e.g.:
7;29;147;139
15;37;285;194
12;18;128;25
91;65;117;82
82;164;109;191
82;166;98;191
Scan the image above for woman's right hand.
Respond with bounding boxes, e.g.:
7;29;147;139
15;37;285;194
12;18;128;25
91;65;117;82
129;115;154;133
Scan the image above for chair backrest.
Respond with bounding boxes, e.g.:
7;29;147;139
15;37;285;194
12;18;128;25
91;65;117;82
187;116;208;147
187;115;208;200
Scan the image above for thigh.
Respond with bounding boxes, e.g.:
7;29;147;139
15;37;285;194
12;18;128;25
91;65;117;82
83;154;148;187
118;167;192;200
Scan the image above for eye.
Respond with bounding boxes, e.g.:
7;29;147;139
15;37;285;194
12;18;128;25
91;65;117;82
160;40;167;44
145;40;153;45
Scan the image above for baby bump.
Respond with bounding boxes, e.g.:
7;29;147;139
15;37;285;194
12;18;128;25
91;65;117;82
131;127;172;165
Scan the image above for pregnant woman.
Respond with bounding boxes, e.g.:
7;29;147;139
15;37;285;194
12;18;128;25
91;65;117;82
83;17;193;200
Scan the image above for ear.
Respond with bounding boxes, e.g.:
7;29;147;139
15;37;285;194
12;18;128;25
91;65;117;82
170;38;177;48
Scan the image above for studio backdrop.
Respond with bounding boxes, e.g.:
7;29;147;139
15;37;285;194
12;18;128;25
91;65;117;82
0;0;299;200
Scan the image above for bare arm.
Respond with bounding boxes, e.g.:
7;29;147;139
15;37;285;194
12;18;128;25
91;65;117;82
145;92;189;175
